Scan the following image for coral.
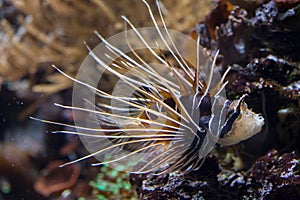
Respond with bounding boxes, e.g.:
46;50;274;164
0;0;115;91
0;0;212;88
0;0;213;120
90;164;137;200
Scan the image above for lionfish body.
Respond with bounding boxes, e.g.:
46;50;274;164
33;0;264;174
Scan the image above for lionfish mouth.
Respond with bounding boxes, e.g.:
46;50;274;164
31;0;264;174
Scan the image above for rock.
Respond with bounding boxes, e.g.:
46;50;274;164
131;150;300;199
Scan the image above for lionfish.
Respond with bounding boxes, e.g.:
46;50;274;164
32;0;264;174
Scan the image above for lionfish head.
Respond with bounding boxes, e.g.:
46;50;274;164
218;95;265;146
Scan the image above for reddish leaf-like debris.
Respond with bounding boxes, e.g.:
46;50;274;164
34;160;80;197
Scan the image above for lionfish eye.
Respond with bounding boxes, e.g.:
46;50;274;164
227;109;234;117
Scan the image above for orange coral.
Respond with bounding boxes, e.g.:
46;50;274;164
0;0;212;91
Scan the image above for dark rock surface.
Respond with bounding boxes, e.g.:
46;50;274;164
130;151;300;199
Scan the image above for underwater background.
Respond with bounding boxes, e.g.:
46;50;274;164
0;0;299;199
